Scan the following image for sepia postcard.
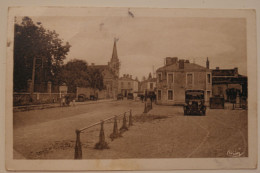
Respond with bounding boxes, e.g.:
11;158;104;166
5;7;257;171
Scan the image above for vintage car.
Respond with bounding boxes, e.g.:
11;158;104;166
183;90;206;116
78;94;86;102
90;94;98;101
117;93;124;100
127;93;134;100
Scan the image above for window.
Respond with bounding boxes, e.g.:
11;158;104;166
121;82;124;88
150;83;153;89
168;90;173;100
158;90;161;100
157;73;162;82
128;82;131;88
167;73;174;84
187;73;193;85
207;73;211;84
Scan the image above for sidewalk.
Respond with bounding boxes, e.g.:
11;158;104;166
13;99;116;112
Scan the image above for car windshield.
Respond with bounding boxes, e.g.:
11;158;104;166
186;92;204;99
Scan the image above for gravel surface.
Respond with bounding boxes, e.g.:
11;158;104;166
13;101;248;159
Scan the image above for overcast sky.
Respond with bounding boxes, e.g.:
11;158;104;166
29;14;247;80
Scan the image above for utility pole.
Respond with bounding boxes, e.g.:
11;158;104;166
31;57;36;95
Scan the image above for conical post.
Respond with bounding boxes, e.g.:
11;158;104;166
129;109;133;126
95;121;109;149
110;116;121;140
120;113;128;132
74;129;82;159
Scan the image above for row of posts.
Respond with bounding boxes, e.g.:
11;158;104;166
74;110;133;159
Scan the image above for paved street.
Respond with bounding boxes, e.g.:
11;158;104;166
13;100;247;159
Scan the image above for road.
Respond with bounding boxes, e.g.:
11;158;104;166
13;99;144;159
13;100;248;159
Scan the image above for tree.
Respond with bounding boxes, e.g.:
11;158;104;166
60;59;89;93
14;16;71;92
87;68;105;96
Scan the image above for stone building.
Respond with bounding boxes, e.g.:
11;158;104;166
118;74;139;97
88;40;120;99
140;75;157;94
212;67;247;102
156;57;212;105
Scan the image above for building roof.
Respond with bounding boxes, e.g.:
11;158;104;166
146;78;157;82
156;62;210;72
212;76;247;84
89;65;118;79
212;69;237;77
119;76;136;81
89;65;108;71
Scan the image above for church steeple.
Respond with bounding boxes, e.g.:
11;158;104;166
109;38;120;77
111;38;119;62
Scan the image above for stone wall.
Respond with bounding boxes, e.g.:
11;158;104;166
13;93;75;106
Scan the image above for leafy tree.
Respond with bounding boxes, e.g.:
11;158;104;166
60;59;89;93
87;67;105;95
14;16;71;92
59;59;105;94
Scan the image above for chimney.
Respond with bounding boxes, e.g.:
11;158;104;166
216;67;219;70
123;74;126;77
165;57;172;66
234;67;238;77
172;57;178;64
179;59;185;69
185;60;190;63
206;57;209;69
165;57;178;66
91;63;95;66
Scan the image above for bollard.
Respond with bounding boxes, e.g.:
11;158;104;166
74;129;82;159
150;98;153;109
144;102;147;113
110;116;121;140
95;121;109;150
120;113;128;133
129;110;133;126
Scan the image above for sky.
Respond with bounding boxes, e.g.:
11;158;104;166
27;13;247;80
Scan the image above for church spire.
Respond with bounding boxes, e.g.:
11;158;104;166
109;38;120;77
111;38;119;62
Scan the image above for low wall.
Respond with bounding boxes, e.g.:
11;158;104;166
13;93;75;106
